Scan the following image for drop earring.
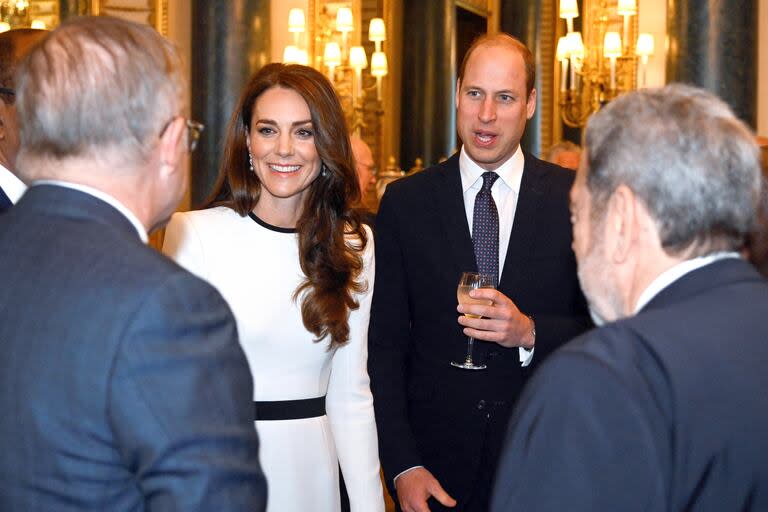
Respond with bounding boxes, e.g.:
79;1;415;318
321;163;328;177
248;151;254;172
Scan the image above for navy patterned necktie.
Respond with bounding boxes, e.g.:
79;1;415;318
472;171;500;282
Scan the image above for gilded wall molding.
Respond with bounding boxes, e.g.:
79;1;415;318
90;0;168;35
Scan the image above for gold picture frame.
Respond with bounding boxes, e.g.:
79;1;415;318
90;0;168;35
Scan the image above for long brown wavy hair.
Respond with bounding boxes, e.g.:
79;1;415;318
207;63;368;348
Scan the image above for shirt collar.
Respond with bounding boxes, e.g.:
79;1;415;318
32;180;149;243
0;163;27;203
633;252;741;313
459;145;525;194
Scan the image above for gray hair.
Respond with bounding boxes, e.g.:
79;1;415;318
15;16;185;166
584;84;763;256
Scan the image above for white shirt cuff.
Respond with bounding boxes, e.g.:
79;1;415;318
519;346;534;367
393;465;423;485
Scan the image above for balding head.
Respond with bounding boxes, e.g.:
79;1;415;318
16;16;185;172
14;17;190;233
458;33;535;96
0;29;47;171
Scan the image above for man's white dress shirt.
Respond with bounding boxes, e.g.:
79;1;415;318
459;145;533;366
0;163;26;204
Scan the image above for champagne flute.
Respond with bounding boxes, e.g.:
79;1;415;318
452;272;495;370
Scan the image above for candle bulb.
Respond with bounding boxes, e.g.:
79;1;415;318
336;7;354;60
349;46;368;102
369;18;386;54
569;59;576;91
635;33;655;88
323;42;341;84
566;32;583;92
617;0;637;56
603;32;622;91
370;51;388;101
623;15;629;54
288;8;305;48
559;0;579;34
556;36;570;93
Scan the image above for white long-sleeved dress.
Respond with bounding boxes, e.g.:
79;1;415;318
163;206;383;512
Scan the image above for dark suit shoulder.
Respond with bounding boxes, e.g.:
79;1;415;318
523;151;576;188
381;156;458;198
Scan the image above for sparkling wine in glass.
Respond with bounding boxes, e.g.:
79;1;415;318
452;272;495;370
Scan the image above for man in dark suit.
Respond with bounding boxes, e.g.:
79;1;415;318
0;28;46;212
369;33;591;512
0;17;267;511
491;85;768;511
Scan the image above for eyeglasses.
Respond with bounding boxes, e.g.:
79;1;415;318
160;116;205;153
185;119;204;153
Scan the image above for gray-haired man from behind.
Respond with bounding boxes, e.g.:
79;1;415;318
492;84;768;511
0;16;267;511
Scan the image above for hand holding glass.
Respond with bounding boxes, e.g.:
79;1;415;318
452;272;495;370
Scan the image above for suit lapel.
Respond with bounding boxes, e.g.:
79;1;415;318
432;154;477;275
499;152;548;291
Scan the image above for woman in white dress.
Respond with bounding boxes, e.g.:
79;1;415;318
162;63;384;512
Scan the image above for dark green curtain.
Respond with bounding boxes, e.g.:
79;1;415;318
190;0;270;207
666;0;758;127
399;0;456;170
500;0;543;155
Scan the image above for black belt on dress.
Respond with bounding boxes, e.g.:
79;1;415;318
253;396;326;421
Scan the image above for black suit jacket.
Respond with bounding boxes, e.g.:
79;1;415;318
491;258;768;511
0;185;267;511
0;185;12;212
369;152;590;507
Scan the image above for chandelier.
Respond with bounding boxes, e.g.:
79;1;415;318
281;5;389;138
0;0;48;31
556;0;654;127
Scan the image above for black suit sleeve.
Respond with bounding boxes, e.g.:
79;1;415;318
108;271;267;511
368;190;423;484
527;312;593;364
490;333;666;512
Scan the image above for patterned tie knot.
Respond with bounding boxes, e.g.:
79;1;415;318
481;171;500;192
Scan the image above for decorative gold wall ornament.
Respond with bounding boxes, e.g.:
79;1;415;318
0;0;58;31
556;0;654;127
283;1;388;140
90;0;168;35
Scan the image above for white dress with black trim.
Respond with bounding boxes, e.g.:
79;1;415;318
163;206;383;512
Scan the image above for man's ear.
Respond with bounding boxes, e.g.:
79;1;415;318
526;88;537;119
158;117;185;177
606;184;639;263
455;78;461;110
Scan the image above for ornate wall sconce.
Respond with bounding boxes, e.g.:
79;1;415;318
556;0;655;127
281;3;388;139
